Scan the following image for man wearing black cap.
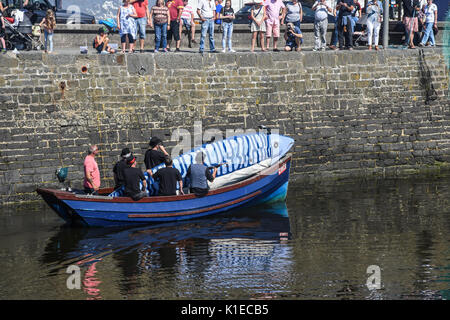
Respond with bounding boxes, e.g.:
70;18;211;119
123;155;148;201
144;136;169;174
113;147;132;190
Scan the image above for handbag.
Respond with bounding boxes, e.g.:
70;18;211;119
433;25;438;35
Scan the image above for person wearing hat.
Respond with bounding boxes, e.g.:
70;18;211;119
113;147;132;190
250;0;267;52
123;155;148;201
144;136;169;174
94;27;116;54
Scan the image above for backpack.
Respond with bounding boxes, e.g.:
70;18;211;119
99;18;118;33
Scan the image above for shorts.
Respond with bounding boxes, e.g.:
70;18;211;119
403;16;418;33
167;20;180;41
135;17;147;39
96;42;105;53
96;42;113;53
265;19;280;38
120;33;135;44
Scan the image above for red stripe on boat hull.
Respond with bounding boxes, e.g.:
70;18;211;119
127;190;262;218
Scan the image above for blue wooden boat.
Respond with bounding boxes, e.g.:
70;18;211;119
36;154;292;227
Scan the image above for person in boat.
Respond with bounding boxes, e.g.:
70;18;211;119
113;147;132;190
153;157;184;196
186;151;218;196
144;136;169;175
123;155;148;201
83;145;100;195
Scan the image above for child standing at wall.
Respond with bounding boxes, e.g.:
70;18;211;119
250;0;266;52
39;9;56;53
219;0;235;52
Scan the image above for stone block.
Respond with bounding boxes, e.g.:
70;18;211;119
127;54;155;76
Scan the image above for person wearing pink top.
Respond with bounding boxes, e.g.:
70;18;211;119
84;145;101;195
265;0;286;51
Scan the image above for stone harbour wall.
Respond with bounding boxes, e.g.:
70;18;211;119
0;48;449;204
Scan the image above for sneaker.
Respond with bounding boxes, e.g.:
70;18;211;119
419;43;425;47
312;48;319;51
175;48;180;52
229;49;236;53
154;49;158;53
163;48;168;52
329;45;337;50
1;48;6;54
210;50;217;53
321;47;326;51
221;48;226;53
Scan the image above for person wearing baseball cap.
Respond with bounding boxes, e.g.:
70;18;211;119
113;147;132;189
144;136;169;174
123;155;148;201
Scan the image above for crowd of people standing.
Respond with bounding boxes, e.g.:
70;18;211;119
0;0;440;55
106;0;440;54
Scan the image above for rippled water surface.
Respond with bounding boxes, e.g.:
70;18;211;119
0;176;449;300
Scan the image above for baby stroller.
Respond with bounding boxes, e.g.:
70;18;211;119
353;14;369;47
4;9;44;51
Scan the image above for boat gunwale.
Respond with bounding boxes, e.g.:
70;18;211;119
36;154;292;204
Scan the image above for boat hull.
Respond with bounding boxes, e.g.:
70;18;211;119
37;155;291;227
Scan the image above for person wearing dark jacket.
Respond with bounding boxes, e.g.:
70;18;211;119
144;136;169;175
336;0;355;50
113;147;132;189
123;155;148;201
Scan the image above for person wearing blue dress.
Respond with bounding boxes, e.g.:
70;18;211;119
117;0;138;53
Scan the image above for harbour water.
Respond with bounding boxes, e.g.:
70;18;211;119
0;175;449;300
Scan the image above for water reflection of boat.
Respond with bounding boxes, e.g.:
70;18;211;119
40;202;291;271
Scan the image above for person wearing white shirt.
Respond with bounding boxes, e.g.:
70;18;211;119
365;0;383;50
419;0;437;47
312;0;332;51
197;0;217;53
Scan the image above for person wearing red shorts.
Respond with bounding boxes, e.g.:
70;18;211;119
264;0;286;51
